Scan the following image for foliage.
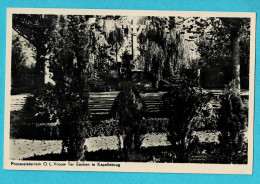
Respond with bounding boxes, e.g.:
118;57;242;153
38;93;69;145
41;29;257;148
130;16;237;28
195;18;249;66
162;81;209;162
86;119;120;137
110;82;147;159
10;117;170;140
46;15;94;161
10;117;119;140
12;15;250;163
195;17;250;88
22;96;53;124
195;18;232;69
12;15;126;93
10;120;59;140
89;118;169;137
88;76;106;91
21;85;58;124
11;32;35;94
192;102;218;131
12;14;58;94
138;17;185;88
45;15;126;160
107;28;125;63
12;15;129;160
12;14;57;49
144;118;169;133
218;80;248;163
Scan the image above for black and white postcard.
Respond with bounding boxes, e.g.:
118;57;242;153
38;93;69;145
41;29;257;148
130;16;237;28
4;8;256;174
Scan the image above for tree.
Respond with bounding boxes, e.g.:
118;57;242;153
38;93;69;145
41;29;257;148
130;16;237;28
110;82;147;160
86;16;126;91
218;80;248;163
14;15;91;160
195;17;250;89
46;15;99;160
11;32;35;94
138;16;187;89
107;27;125;63
15;14;127;160
162;82;208;162
220;18;250;89
12;14;58;95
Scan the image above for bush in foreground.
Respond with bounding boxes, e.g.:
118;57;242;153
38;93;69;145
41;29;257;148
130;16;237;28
110;82;147;160
218;80;248;164
163;82;209;162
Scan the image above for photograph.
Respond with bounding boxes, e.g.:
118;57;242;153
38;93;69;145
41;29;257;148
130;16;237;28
4;8;255;174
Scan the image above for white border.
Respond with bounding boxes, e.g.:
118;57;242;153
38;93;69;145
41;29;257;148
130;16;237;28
4;8;256;174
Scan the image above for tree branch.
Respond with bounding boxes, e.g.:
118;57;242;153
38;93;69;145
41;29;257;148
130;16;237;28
12;28;36;47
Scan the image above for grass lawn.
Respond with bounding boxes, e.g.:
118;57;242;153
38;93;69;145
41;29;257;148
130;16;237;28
10;132;220;160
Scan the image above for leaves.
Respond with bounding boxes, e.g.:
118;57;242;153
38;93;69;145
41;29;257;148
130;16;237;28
110;82;147;154
218;80;247;163
162;81;209;162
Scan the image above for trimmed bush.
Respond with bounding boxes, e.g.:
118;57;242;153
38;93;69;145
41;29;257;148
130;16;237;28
86;119;120;137
218;80;248;163
144;118;168;133
162;82;210;162
110;82;147;159
10;120;60;140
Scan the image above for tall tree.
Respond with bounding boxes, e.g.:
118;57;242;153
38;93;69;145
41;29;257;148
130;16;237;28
12;14;58;94
47;15;97;160
107;27;125;63
195;17;250;89
220;18;250;89
138;16;186;89
11;32;35;93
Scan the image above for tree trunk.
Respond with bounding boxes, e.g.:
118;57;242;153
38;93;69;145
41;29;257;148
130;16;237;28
175;145;186;163
231;31;241;90
115;43;118;63
34;47;46;95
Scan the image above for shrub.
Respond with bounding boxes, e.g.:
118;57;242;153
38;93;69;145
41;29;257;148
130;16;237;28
10;120;60;140
86;119;120;137
218;80;248;163
110;82;147;160
193;102;218;131
55;84;90;161
88;76;106;92
144;118;168;133
162;82;209;162
21;89;57;124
